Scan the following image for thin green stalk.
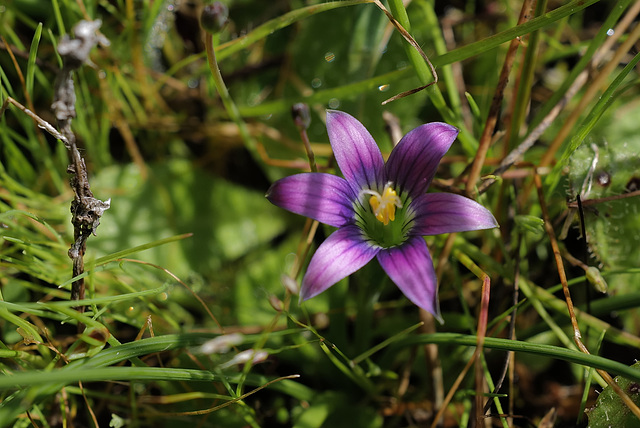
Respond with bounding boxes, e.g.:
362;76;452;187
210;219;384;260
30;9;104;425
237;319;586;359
214;366;257;428
91;233;192;267
352;322;423;365
386;0;455;125
216;0;374;61
520;279;640;351
480;355;509;428
0;367;219;388
0;286;168;311
507;0;547;149
578;329;606;424
417;0;462;118
519;278;577;352
204;33;257;158
318;340;376;393
288;313;376;393
51;0;66;36
25;23;42;100
386;0;434;86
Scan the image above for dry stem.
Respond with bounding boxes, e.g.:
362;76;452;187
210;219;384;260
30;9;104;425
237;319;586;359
52;20;111;313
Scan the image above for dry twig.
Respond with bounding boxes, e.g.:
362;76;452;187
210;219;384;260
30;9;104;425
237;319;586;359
52;20;111;312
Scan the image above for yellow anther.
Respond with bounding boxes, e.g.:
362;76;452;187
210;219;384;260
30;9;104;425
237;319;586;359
364;183;403;226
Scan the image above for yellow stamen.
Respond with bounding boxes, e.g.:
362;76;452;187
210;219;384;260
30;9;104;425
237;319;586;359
364;183;403;225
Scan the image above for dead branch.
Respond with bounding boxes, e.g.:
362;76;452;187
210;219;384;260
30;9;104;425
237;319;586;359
52;20;111;313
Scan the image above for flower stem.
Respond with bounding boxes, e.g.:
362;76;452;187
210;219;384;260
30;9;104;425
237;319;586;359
299;129;317;173
204;33;257;157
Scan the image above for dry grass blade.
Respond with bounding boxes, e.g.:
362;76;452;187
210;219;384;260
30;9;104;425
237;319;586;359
0;97;69;145
465;0;536;196
373;0;438;104
478;2;640;195
567;189;640;208
430;251;493;428
153;374;300;416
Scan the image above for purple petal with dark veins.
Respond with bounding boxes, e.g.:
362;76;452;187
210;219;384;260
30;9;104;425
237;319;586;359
377;236;441;321
386;122;459;198
408;193;498;236
266;173;355;228
326;110;385;193
300;225;379;301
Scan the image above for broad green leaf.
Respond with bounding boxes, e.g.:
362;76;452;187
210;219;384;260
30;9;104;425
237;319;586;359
566;101;640;297
586;360;640;427
89;161;287;277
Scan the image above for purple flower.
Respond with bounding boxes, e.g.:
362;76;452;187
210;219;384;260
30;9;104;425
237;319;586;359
266;110;498;321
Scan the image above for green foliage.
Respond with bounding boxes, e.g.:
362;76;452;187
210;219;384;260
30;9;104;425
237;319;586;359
586;361;640;428
567;100;640;296
90;161;288;277
1;0;640;426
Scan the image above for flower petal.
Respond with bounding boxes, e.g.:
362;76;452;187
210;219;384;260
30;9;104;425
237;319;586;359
377;236;441;321
326;110;385;193
301;225;379;301
266;173;355;227
409;193;498;236
386;122;458;198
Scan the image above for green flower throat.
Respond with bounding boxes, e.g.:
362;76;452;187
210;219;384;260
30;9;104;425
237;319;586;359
355;182;413;248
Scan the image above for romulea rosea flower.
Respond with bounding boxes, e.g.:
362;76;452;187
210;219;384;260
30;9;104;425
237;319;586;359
266;110;498;321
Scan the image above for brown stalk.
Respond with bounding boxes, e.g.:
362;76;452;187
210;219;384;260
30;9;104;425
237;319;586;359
465;0;536;196
567;189;640;208
538;19;640;169
429;256;492;428
534;172;640;420
477;2;640;195
429;230;457;426
475;274;491;426
1;35;53;158
0;35;34;113
484;205;523;417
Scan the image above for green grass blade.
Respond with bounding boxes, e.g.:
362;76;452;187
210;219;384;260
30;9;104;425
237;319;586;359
528;0;632;131
435;0;603;66
26;23;43;99
547;50;640;193
91;233;192;267
51;0;66;36
390;333;640;382
216;0;374;61
0;285;168;313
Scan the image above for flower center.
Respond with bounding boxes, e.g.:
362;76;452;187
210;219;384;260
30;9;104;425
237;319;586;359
362;184;403;225
355;182;412;248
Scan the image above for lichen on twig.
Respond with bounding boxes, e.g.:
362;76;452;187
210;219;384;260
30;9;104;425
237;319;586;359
51;20;110;311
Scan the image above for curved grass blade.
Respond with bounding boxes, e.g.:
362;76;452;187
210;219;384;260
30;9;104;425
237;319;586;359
388;333;640;383
216;0;374;61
